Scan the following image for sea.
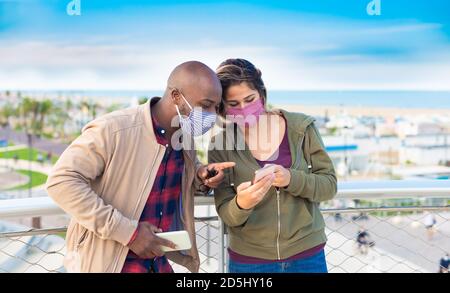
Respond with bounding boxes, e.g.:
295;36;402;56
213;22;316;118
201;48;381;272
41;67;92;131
8;90;450;109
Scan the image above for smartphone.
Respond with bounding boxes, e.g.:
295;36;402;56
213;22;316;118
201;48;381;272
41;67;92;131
253;164;277;184
156;230;192;252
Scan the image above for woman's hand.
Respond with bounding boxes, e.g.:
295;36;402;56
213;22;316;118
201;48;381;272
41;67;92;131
272;165;291;188
236;174;275;210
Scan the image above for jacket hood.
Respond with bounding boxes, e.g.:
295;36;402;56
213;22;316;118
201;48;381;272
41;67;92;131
276;108;316;135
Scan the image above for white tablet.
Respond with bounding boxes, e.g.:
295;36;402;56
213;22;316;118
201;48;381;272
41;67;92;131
156;230;192;252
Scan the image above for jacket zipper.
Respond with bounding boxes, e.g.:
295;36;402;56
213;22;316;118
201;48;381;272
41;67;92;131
276;188;281;260
274;133;307;260
112;146;162;272
133;146;163;217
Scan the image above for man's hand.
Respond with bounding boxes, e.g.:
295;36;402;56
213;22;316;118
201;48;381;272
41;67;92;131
166;251;200;273
128;222;177;259
182;255;200;273
197;162;236;188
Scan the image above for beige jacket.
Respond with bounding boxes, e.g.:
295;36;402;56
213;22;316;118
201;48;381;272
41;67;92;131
46;98;202;273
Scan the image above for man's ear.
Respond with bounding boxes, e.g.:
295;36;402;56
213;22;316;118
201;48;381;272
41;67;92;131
171;88;182;106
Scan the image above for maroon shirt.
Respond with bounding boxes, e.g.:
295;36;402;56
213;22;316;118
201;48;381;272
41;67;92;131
229;120;326;264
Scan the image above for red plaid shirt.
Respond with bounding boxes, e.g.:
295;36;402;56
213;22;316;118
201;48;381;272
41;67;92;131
121;106;184;273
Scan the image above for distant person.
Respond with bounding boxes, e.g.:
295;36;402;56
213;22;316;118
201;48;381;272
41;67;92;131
352;212;368;221
46;151;52;164
37;153;44;165
351;199;368;221
46;61;235;273
332;199;343;222
356;228;374;255
439;253;449;273
13;153;18;164
423;213;437;240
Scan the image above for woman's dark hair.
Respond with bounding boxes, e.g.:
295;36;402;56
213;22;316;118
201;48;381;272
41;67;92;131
216;58;267;116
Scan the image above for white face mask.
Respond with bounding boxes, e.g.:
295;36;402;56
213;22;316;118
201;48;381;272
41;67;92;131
175;93;217;137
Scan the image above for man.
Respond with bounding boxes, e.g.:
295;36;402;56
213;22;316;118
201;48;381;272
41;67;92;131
439;253;449;273
46;61;234;273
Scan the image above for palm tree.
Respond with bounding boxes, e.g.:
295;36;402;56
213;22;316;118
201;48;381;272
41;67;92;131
138;97;149;105
48;103;70;140
79;100;90;122
89;101;99;120
17;97;36;132
36;99;53;137
15;97;53;229
17;97;51;137
64;99;73;113
0;102;15;128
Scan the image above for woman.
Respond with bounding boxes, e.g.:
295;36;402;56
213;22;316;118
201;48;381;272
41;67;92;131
208;58;337;273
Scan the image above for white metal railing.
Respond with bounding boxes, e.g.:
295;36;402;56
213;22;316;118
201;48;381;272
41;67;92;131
1;180;449;273
336;180;450;199
1;180;449;219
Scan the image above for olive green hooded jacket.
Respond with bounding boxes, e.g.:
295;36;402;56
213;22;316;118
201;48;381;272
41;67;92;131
208;109;337;260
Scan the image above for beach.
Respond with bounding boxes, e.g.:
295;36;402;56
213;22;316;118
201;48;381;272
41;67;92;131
275;104;450;119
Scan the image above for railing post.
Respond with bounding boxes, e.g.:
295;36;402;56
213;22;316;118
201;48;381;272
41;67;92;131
219;218;225;273
206;205;211;265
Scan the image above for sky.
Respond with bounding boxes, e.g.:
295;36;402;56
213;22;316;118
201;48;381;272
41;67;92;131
0;0;450;91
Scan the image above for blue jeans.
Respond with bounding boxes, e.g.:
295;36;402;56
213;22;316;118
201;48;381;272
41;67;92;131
228;249;328;273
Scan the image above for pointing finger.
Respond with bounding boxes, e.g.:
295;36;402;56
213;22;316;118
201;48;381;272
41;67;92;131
211;162;236;171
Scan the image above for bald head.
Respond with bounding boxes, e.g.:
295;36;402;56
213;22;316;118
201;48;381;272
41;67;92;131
164;61;222;116
167;61;221;95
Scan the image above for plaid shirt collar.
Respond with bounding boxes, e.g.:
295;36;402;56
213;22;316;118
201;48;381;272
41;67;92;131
150;98;170;147
152;114;169;146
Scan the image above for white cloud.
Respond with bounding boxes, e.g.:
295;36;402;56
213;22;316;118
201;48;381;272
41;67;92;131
1;18;450;91
0;41;280;90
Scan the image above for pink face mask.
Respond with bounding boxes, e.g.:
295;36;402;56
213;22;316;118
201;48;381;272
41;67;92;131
225;98;265;126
